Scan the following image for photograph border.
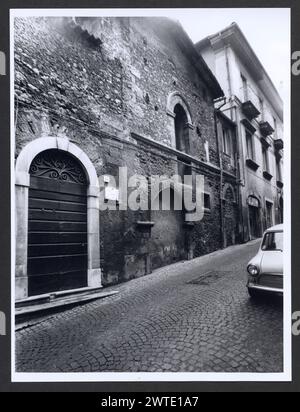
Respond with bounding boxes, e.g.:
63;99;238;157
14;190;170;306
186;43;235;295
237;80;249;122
10;7;292;383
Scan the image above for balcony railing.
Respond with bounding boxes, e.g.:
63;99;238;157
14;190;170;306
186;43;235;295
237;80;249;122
277;180;284;189
241;118;256;134
274;138;284;151
259;121;275;137
240;86;261;120
263;170;273;181
246;158;259;171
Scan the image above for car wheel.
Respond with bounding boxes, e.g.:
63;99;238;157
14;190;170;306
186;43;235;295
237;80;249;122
248;288;261;299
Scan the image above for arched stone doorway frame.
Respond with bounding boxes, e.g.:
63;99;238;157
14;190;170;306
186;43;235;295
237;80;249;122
15;136;102;300
247;192;263;240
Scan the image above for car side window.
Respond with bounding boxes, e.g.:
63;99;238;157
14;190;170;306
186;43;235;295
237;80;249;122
262;232;283;251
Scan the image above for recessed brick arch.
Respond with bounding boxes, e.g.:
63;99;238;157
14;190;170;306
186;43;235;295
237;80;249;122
166;92;194;150
15;136;102;300
222;183;237;203
167;91;193;125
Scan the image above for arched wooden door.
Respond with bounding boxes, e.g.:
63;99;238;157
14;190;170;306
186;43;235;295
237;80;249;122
27;149;88;296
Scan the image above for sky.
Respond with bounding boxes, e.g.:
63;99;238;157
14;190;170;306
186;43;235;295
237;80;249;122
176;8;290;97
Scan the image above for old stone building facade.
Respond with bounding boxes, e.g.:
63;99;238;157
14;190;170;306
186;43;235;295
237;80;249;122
196;23;284;243
14;17;277;303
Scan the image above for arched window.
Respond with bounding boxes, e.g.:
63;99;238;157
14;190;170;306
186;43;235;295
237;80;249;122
174;103;190;154
166;92;193;152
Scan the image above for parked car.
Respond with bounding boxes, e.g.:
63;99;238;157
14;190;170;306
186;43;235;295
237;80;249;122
247;224;283;298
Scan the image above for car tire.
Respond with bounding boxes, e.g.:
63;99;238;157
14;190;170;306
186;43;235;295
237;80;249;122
248;288;261;299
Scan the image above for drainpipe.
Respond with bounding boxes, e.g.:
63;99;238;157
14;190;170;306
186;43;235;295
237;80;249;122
225;45;234;118
224;45;247;243
232;103;246;243
214;98;227;249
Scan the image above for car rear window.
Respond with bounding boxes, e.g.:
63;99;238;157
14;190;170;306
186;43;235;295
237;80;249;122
262;231;283;251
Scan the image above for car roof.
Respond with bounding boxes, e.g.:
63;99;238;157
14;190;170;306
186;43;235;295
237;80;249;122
265;224;283;232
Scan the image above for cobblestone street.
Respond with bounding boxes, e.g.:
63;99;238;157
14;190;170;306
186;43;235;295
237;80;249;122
15;240;283;373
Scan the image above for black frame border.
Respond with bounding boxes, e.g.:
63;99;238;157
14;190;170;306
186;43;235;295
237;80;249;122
0;0;299;392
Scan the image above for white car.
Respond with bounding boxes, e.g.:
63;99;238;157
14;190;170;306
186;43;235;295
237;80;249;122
247;224;283;298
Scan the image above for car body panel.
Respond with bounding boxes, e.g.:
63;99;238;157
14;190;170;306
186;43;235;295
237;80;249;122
260;251;283;274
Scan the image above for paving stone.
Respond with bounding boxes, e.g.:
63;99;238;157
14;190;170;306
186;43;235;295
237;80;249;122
15;240;283;373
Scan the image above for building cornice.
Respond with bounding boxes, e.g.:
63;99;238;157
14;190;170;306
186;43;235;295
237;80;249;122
131;131;237;181
196;23;283;121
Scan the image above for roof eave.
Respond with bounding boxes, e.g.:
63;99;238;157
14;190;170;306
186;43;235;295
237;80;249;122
196;23;283;121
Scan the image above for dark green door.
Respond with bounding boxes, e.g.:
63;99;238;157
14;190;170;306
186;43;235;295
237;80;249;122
27;150;88;296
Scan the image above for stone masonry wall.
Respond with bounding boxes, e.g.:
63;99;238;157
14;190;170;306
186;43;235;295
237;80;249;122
14;17;233;286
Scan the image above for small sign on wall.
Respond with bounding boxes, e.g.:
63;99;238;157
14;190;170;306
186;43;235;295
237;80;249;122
105;186;119;202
